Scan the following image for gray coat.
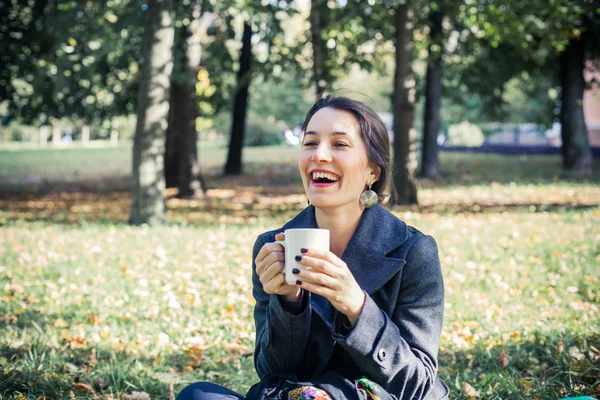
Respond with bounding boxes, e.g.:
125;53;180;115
247;204;449;400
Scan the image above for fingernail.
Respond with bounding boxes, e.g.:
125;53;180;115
300;248;308;253
292;268;300;274
295;255;302;262
296;280;302;285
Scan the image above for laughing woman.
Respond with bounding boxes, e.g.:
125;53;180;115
177;96;449;400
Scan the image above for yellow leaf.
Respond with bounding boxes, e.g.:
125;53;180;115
462;382;480;398
54;318;68;328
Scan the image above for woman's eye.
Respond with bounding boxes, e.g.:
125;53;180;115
334;142;349;147
303;141;317;147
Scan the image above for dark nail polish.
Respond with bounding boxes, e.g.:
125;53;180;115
292;268;300;274
300;248;308;253
295;255;302;262
296;280;302;285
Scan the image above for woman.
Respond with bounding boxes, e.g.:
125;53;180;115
177;96;449;400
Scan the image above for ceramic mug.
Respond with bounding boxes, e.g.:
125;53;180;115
275;228;330;285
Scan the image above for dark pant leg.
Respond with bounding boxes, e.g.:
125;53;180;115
176;382;247;400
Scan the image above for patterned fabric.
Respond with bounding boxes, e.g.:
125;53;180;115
287;386;332;400
357;376;383;400
286;377;383;400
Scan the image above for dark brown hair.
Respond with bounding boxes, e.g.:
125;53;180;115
301;95;395;203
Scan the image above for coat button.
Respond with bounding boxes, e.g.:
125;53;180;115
377;348;387;361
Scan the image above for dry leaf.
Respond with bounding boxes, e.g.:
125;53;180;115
556;339;565;354
67;336;87;349
462;382;480;398
569;346;585;361
123;391;150;400
496;352;510;370
73;382;94;392
0;314;18;324
183;346;203;367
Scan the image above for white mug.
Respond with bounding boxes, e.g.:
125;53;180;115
275;228;330;285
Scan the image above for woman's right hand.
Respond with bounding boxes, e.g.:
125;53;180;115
255;233;302;302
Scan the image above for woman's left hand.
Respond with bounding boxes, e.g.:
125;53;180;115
293;249;366;326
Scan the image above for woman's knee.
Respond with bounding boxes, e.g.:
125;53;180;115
176;381;245;400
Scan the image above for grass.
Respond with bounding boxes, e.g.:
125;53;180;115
0;144;599;399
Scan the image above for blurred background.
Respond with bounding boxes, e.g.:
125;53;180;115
0;0;599;399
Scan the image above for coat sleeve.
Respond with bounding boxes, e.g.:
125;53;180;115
252;234;312;379
332;235;444;399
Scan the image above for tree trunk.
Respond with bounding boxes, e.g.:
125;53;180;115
392;2;418;205
173;4;206;197
310;0;328;97
130;0;174;225
420;9;443;180
559;36;592;175
224;22;253;176
164;86;180;188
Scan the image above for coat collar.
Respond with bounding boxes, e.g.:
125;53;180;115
281;204;409;295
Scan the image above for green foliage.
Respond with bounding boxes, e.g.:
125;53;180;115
0;1;144;123
446;121;485;147
244;114;283;147
249;73;313;128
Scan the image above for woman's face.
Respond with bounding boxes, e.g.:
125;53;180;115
298;107;378;211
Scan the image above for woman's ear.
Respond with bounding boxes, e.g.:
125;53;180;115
370;164;381;183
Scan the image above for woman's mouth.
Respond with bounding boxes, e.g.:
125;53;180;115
310;171;340;187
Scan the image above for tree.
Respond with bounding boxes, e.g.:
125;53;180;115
310;0;330;96
392;1;418;205
442;0;599;176
420;5;444;179
165;3;207;197
224;22;253;176
558;2;599;175
130;0;175;225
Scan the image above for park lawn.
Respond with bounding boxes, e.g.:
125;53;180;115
1;145;599;399
1;209;599;399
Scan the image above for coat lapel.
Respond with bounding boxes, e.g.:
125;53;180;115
340;204;409;294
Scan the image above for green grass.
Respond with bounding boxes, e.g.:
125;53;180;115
0;145;599;399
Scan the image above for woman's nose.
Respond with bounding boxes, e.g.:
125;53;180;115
312;143;332;162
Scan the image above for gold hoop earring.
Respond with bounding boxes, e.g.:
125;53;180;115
360;183;378;208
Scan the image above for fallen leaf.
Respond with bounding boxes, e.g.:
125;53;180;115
67;336;87;350
462;382;480;398
569;346;585;361
0;314;18;324
496;352;510;369
183;346;203;367
123;391;150;400
169;383;175;400
556;339;565;354
73;382;94;392
54;318;69;328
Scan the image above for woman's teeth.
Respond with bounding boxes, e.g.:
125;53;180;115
312;171;339;181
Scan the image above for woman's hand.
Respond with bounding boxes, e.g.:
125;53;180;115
255;233;302;302
293;249;366;325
